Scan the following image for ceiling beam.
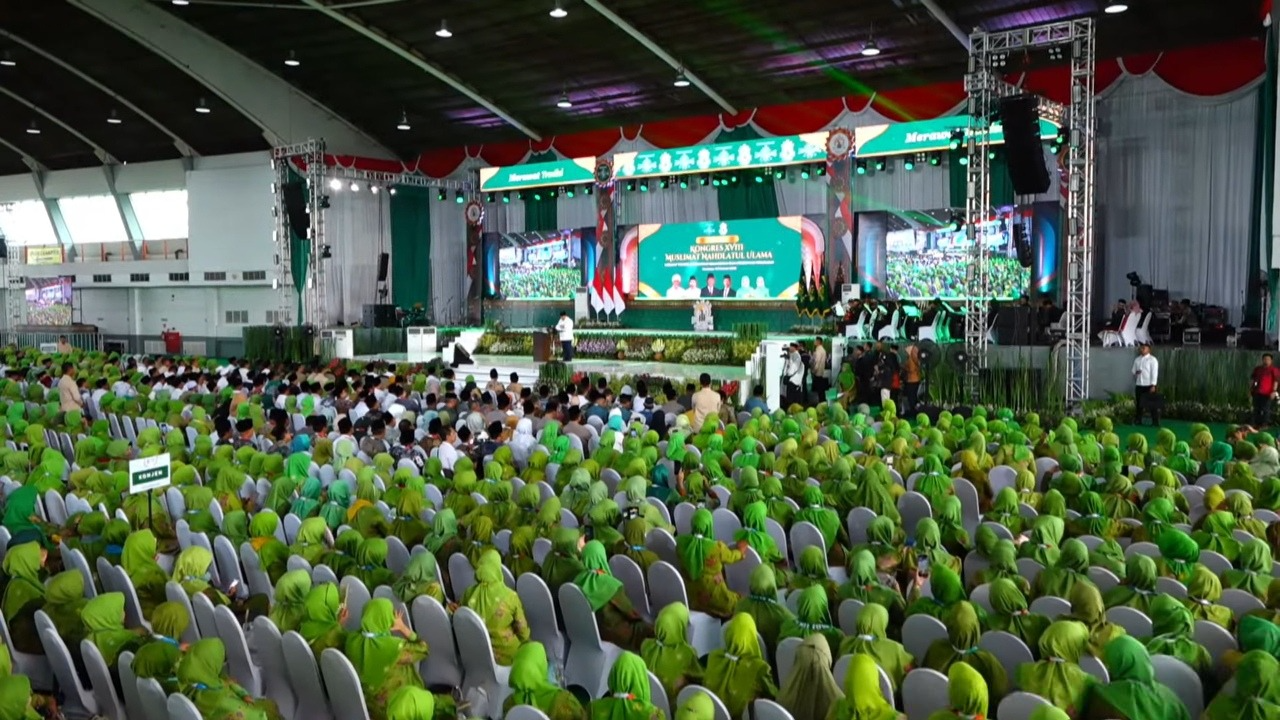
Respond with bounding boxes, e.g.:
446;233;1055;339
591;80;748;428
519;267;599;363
66;0;393;158
0;30;198;158
0;136;44;174
297;0;541;141
0;87;120;165
917;0;974;52
582;0;737;115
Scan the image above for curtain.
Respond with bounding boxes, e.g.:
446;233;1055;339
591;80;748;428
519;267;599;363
483;198;526;234
323;186;389;325
947;153;1018;208
390;185;431;311
286;169;308;324
717;176;781;220
557;191;597;230
430;193;467;323
618;185;719;225
854;162;950;212
524;194;559;232
774;175;828;216
1096;72;1260;318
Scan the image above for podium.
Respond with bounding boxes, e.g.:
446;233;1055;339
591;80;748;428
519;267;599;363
532;331;553;362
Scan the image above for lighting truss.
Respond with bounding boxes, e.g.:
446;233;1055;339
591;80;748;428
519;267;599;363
0;204;21;332
963;18;1096;412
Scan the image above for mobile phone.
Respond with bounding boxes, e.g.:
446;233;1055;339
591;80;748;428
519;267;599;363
917;557;930;576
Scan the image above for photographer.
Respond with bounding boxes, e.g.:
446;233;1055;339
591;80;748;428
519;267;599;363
783;342;805;406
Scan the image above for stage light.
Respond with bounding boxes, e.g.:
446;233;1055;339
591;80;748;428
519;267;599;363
729;173;739;184
195;98;211;114
25;121;38;136
565;186;575;198
371;185;380;194
861;39;880;57
773;168;784;180
988;149;997;160
548;189;558;199
556;93;572;109
1104;2;1127;13
929;154;941;166
549;1;568;18
639;180;649;193
660;178;669;190
949;129;964;151
958;156;969;166
626;181;635;192
517;191;528;201
502;191;510;203
388;188;397;196
329;178;343;191
679;178;689;189
874;159;886;172
284;50;300;67
855;160;867;175
437;189;447;201
817;165;827;176
436;20;452;38
699;175;710;186
485;192;495;203
533;191;542;201
350;182;360;192
171;0;189;5
107;109;123;125
674;72;691;88
903;158;915;171
584;184;593;196
754;173;764;183
396;112;411;131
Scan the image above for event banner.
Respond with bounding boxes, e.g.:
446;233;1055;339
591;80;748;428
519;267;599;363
479;157;596;192
855;115;1060;158
623;216;826;301
613;132;829;180
25;247;63;265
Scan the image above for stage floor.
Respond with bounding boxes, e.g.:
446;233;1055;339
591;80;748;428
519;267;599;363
358;352;748;387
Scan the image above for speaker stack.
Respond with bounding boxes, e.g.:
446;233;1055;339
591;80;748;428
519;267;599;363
998;95;1051;195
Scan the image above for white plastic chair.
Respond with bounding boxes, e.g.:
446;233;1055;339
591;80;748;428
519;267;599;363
969;583;993;614
410;596;463;689
1151;654;1203;720
997;691;1050;720
648;560;722;656
164;581;202;644
1106;606;1153;637
449;552;476;600
281;631;335;720
979;631;1034;685
80;639;125;720
1220;588;1266;618
711;508;741;543
902;614;948;662
1155;576;1188;599
117;651;143;720
517;573;565;663
252;616;297;720
902;668;950;720
213;605;261;695
39;626;97;717
788;521;826;565
898;492;932;539
452;606;513;715
1029;595;1071;619
607;554;653;621
320;648;372;720
847;507;876;545
559;583;622;699
136;677;169;720
339;575;371;632
1086;566;1120;593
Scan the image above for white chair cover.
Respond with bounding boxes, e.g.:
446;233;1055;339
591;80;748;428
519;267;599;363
252;616;297;719
281;631;335;720
320;648;372;720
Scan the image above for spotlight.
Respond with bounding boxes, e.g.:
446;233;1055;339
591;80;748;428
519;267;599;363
584;184;593;196
320;245;332;260
565;186;575;198
1104;2;1128;13
754;173;764;183
349;182;360;192
25;121;38;136
502;191;510;204
861;39;880;57
548;189;558;199
678;178;689;189
773;168;784;180
437;189;447;201
388;188;397;196
639;180;649;193
485;192;495;203
171;0;189;5
107;109;123;125
284;50;300;67
929;154;941;167
730;173;739;183
319;195;331;208
673;72;691;88
436;20;452;38
660;178;670;190
329;178;343;191
533;191;542;201
711;177;721;187
556;93;572;109
396;112;411;131
949;129;964;151
988;149;997;160
626;181;636;192
800;166;811;180
817;165;827;176
874;159;886;172
518;191;528;201
195;97;211;114
699;175;710;186
945;211;962;232
371;185;380;195
855;160;867;175
549;0;568;18
958;156;969;166
453;190;464;203
903;158;915;171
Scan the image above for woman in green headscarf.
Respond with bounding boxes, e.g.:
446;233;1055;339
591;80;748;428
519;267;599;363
1144;594;1213;683
922;601;1008;702
984;487;1025;536
1130;497;1181;544
925;663;988;720
735;501;784;568
1203;650;1280;720
776;633;843;720
905;518;961;580
1032;538;1092;599
541;528;584;596
980;540;1032;596
588;651;664;720
249;510;290;584
984;576;1048;649
299;584;345;655
839;602;913;691
778;585;843;652
793;486;846;556
42;569;87;651
0;542;44;654
288;516;330;567
1100;550;1152;607
1224;539;1274;599
288;476;324;519
1017;515;1062;568
574;540;652;652
132;601;190;691
677;508;745;619
703;613;777;719
1080;635;1188;720
1156;529;1201;583
839;550;906;626
640;602;703;703
423;508;460;572
503;641;587;720
1194;510;1243;562
827;652;902;720
0;673;42;720
319;481;352;531
1;485;49;549
1205;440;1233;477
267;570;311;632
393;552;445;606
617;519;659;576
934;496;971;556
733;564;793;654
344;598;439;720
119;528;167;616
81;592;146;667
354;537;396;591
905;562;967;622
860;516;905;576
792;545;840;609
1016;620;1094;714
1062;581;1125;657
1183;564;1234;629
461;550;529;665
177;638;282;720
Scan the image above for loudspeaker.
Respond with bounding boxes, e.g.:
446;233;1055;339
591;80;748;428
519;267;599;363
452;344;473;368
1013;223;1032;268
282;181;310;236
999;95;1051;194
376;252;389;283
361;303;397;328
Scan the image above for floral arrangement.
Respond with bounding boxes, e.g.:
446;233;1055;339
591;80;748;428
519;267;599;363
473;329;755;367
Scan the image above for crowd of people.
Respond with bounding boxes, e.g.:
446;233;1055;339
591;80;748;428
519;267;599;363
885;253;1028;301
499;264;580;300
0;348;1276;720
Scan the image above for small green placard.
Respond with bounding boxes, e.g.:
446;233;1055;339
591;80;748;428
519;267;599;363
128;453;172;495
479;157;597;192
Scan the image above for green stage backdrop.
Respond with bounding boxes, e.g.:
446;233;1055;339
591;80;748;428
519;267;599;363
635;217;805;300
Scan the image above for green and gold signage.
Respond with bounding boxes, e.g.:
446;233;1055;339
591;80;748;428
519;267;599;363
479;157;596;192
614;132;829;179
855;115;1060;158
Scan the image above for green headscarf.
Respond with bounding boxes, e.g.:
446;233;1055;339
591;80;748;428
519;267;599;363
0;542;44;622
1186;564;1234;628
677;509;717;581
344;598;406;687
922;601;1007;698
827;653;894;720
590;651;658;720
703;613;774;720
1087;635;1189;720
1202;651;1280;720
0;486;43;547
42;569;87;639
929;663;988;720
462;549;517;621
1156;529;1201;581
172;546;215;596
507;641;565;712
393;552;444;606
640;602;702;703
0;674;36;720
574;539;624;612
1016;620;1093;713
1034;538;1091;599
299;584;343;649
268;570;311;632
838;602;913;690
1224;539;1274;598
386;687;435;720
779;585;842;652
733;564;793;651
1144;594;1211;677
82;592;140;666
987;578;1050;652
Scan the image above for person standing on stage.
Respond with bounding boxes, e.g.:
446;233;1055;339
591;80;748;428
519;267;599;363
783;342;805;406
1251;353;1280;427
555;311;574;361
810;337;829;399
1132;342;1160;427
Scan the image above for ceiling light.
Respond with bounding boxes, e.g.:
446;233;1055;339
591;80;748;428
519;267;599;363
861;39;881;57
396;112;411;131
389;187;397;196
549;1;568;18
1103;2;1128;13
171;0;190;5
436;20;452;38
0;52;14;68
25;121;38;136
107;109;123;125
284;50;300;67
349;182;360;192
371;185;380;195
329;178;343;191
195;98;211;114
673;72;691;88
556;93;572;109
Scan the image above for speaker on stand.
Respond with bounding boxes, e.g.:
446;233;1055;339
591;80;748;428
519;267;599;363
999;95;1051;195
375;251;390;303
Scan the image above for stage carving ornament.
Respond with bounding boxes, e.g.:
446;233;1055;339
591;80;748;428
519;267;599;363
464;199;485;227
825;128;853;159
692;300;714;332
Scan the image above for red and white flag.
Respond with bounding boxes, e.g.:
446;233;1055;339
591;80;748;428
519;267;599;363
601;267;616;314
613;264;626;315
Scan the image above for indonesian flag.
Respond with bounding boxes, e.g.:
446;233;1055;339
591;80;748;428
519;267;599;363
601;266;616;314
589;252;605;313
1264;0;1272;26
613;264;626;315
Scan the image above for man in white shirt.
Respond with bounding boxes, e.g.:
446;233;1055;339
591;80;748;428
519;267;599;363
1132;342;1160;426
783;342;805;406
810;337;829;398
555;312;575;361
432;425;461;473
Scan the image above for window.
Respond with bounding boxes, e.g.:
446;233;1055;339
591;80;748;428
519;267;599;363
92;274;111;283
0;201;58;247
129;273;150;282
203;271;226;281
243;270;267;281
225;310;249;324
168;272;189;282
57;195;127;245
129;190;188;240
265;310;288;324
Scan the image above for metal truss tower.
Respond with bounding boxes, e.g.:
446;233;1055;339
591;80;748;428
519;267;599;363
271;138;328;327
963;19;1097;411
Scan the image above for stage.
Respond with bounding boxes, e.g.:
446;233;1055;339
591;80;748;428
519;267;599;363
357;352;750;389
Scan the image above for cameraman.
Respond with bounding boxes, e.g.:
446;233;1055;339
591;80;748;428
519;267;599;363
783;342;805;406
1251;352;1280;427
